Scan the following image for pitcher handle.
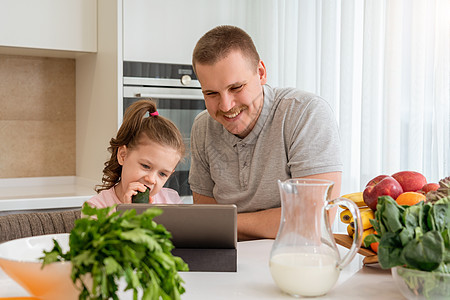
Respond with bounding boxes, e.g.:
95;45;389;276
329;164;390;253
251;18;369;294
324;197;363;270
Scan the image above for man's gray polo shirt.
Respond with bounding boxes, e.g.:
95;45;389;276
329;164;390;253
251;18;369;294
189;85;342;213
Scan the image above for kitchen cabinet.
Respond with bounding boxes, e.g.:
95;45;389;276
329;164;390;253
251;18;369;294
76;0;122;182
0;0;96;55
123;0;246;64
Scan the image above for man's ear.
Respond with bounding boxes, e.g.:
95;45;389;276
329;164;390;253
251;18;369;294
117;145;128;165
258;60;267;85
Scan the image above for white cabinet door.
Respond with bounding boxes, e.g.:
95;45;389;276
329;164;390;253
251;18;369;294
123;0;246;64
0;0;97;53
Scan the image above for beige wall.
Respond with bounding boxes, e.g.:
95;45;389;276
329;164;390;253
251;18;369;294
0;55;76;178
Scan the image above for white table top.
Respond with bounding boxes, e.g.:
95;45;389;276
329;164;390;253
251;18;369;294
0;239;404;299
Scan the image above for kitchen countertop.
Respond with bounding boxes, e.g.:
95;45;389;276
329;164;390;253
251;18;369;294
0;176;96;213
0;239;404;299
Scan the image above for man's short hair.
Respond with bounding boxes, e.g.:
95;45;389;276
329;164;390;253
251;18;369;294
192;25;260;72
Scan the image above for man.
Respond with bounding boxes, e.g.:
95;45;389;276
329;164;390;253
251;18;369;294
189;25;342;240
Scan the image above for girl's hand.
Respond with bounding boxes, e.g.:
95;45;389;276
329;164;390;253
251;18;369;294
122;182;149;204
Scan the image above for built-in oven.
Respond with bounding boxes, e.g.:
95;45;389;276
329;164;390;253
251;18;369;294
123;61;205;202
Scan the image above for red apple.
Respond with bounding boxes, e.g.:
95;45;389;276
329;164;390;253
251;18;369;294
365;175;389;187
419;183;439;194
363;175;404;211
392;171;427;192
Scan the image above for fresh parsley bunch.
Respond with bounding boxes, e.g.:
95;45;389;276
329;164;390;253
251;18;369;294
41;203;188;300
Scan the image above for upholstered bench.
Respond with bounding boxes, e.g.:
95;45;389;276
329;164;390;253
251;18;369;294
0;209;81;243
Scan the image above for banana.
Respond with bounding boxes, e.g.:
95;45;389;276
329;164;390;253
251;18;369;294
339;192;366;208
340;206;372;225
340;210;353;224
347;224;355;237
353;228;375;247
350;208;375;230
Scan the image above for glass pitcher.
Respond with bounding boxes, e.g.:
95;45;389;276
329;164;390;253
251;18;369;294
269;178;363;297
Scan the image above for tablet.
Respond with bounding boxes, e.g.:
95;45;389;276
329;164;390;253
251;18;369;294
116;203;237;249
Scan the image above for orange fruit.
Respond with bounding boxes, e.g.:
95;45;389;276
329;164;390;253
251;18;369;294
370;242;379;253
370;231;379;253
395;192;426;206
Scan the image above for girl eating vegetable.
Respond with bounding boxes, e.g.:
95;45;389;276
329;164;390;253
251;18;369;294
86;99;185;209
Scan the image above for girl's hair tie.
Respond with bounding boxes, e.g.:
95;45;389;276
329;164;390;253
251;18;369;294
150;111;159;117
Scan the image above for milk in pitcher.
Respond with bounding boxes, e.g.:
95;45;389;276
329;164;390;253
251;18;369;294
270;252;340;297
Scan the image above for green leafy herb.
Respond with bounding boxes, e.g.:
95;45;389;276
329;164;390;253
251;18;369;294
132;187;150;203
363;194;450;299
41;203;188;300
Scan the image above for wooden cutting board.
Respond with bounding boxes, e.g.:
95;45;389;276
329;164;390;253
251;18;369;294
333;233;378;265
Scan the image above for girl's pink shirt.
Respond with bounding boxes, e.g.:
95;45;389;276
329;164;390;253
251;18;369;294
86;186;182;211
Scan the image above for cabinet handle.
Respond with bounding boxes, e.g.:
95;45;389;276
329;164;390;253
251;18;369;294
135;93;203;100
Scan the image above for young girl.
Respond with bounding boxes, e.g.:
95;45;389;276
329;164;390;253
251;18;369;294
86;99;185;209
